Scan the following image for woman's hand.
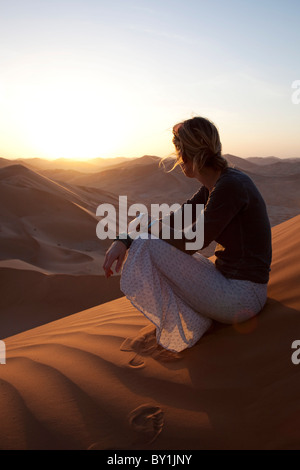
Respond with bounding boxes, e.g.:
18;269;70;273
102;241;127;278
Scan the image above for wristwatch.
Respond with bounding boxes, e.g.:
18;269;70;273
114;233;133;249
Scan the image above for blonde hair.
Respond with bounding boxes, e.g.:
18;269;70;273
168;116;228;173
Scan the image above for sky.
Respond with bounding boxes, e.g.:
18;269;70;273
0;0;299;161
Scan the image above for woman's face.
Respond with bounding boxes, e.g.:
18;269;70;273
179;159;195;178
173;122;197;178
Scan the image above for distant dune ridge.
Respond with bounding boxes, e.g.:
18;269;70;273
0;214;299;450
0;156;131;173
37;154;300;226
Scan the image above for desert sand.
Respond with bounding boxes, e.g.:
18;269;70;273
0;163;124;337
1;154;300;338
0;214;299;450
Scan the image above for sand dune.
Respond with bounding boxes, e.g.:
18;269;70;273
249;160;300;176
228;154;300;176
11;156;132;173
0;164;125;336
0;215;299;450
1;156;299;340
45;154;300;227
247;156;300;166
0;164;108;271
3;155;299;228
0;267;122;338
55;155;200;203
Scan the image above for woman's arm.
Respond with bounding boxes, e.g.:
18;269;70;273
148;185;209;252
102;185;210;276
157;176;248;254
102;241;127;278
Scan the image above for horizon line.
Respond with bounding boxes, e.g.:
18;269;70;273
1;154;300;163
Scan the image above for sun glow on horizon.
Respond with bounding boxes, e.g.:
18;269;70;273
6;70;140;161
0;1;299;161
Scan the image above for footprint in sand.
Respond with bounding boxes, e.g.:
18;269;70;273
120;324;182;363
128;404;164;444
128;354;145;369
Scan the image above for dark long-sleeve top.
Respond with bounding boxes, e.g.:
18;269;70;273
149;167;272;284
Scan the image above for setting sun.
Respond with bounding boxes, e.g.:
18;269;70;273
0;0;299;162
10;72;134;160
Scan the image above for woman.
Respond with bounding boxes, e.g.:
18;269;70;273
103;117;272;352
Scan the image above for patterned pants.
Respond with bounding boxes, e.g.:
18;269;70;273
120;234;268;352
